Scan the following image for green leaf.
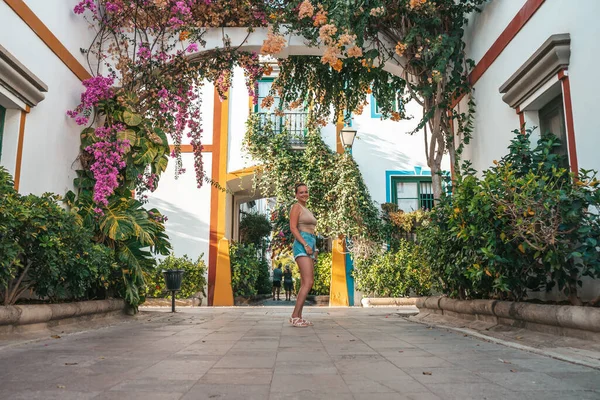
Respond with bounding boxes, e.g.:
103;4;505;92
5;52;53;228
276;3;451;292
134;142;158;166
153;128;169;146
152;155;169;175
117;129;138;143
123;110;142;126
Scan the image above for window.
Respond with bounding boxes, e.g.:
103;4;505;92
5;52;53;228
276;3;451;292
0;105;5;162
370;94;400;119
391;176;434;211
539;94;568;164
254;78;308;146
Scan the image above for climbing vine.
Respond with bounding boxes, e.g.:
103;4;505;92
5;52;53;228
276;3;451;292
244;115;381;255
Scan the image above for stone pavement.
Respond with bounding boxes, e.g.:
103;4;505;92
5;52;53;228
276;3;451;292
0;307;599;400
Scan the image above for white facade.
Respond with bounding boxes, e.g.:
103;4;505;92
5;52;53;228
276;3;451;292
2;0;598;301
0;0;95;195
461;0;600;174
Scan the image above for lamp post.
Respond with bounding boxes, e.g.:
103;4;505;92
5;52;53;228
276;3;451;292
339;125;357;151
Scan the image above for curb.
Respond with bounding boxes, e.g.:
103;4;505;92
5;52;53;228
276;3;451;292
0;299;126;328
361;297;420;307
415;296;600;340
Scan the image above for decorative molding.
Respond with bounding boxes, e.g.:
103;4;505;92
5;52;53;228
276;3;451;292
470;0;546;87
558;69;579;175
500;34;570;108
0;44;47;107
4;0;91;82
452;0;546;108
13;108;27;191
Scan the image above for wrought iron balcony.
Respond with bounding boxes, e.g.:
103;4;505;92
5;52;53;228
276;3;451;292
255;112;309;148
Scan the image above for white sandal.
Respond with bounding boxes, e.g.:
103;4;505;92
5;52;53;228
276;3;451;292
290;317;309;327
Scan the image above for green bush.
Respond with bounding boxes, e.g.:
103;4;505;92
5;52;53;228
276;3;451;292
312;252;331;295
256;258;272;295
353;240;432;297
229;242;260;297
419;130;600;304
291;252;331;296
239;212;272;246
0;167;117;305
144;254;207;299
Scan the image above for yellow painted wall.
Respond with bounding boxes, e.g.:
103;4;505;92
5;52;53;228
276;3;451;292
329;238;349;306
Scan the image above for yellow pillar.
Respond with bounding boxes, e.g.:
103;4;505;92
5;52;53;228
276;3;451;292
329;238;349;306
213;238;234;306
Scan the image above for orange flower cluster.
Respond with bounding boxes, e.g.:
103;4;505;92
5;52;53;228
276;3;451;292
338;33;356;47
395;42;407;56
346;46;363;58
391;111;402;121
369;6;385;16
260;28;286;55
261;95;275;109
298;0;314;19
313;6;328;26
319;24;337;45
409;0;427;9
321;45;341;69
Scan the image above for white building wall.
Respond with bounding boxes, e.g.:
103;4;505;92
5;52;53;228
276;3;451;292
0;1;93;195
146;153;212;265
461;0;600;301
463;0;600;173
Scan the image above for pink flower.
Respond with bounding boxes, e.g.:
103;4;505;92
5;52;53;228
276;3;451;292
186;43;199;53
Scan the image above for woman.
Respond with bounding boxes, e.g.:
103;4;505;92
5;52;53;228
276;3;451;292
289;183;317;327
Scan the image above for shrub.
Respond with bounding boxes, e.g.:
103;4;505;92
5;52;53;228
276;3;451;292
353;240;432;297
239;212;272;246
0;167;117;305
419;130;600;304
312;252;332;295
256;258;272;295
144;254;207;299
229;242;260;297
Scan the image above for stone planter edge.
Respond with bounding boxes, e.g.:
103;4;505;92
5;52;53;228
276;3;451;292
0;299;126;327
361;297;420;307
416;296;600;336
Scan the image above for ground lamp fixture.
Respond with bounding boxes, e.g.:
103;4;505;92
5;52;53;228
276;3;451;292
162;269;185;312
340;125;357;149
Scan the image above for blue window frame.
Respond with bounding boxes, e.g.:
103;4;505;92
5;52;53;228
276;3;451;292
370;94;400;119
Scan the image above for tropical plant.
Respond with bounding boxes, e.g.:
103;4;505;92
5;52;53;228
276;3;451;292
145;254;207;299
419;130;600;304
65;93;172;309
0;167;117;305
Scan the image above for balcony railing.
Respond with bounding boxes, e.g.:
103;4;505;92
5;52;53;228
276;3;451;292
256;112;309;147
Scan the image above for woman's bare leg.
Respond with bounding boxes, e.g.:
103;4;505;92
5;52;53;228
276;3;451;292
292;256;314;319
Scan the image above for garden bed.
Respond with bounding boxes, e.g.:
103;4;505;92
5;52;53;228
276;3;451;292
0;299;126;334
415;296;600;341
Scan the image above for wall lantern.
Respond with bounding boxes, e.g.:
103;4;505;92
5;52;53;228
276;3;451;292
340;125;357;149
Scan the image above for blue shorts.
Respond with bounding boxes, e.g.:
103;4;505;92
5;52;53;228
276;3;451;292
293;231;317;260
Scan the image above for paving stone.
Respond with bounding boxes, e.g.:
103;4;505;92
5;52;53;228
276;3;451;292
181;383;271;400
109;378;197;393
270;373;351;393
423;382;515;400
478;371;593;392
1;307;598;399
198;368;273;384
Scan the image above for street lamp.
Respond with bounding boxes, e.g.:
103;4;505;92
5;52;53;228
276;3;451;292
340;125;357;149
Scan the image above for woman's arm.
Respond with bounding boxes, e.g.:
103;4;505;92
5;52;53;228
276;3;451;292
289;204;313;255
